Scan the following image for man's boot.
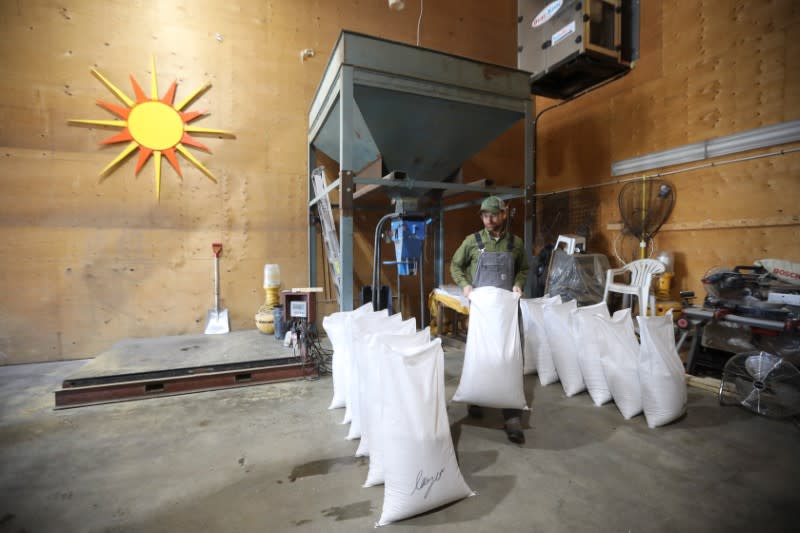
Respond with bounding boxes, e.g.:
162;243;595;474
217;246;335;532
504;417;525;444
467;405;484;419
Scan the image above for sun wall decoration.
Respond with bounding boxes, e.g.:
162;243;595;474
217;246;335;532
70;57;234;200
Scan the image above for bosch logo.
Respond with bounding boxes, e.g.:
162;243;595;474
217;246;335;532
532;0;563;28
773;268;800;279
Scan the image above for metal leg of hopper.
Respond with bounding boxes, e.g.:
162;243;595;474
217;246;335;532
338;66;355;311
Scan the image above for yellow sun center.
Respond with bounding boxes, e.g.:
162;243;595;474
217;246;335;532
127;101;184;150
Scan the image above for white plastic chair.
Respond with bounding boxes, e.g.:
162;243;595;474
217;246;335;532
603;259;665;318
555;234;586;255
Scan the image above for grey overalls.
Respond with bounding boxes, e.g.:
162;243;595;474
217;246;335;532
471;232;515;291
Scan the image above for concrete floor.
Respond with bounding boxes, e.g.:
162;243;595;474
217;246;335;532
1;332;798;532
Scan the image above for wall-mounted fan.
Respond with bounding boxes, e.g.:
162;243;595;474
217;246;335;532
614;178;675;265
719;351;800;418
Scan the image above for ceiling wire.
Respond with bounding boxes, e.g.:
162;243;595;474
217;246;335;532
416;0;424;46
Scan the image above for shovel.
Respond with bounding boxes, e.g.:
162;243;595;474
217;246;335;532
205;242;230;334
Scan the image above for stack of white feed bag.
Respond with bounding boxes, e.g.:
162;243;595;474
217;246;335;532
518;294;687;428
322;306;473;526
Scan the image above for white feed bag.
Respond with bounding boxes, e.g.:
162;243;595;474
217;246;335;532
570;302;612;406
519;295;562;378
355;318;418;458
363;327;432;487
593;309;642;419
542;299;585;397
323;303;374;410
637;311;687;428
341;307;389;425
345;311;400;440
452;287;527;409
378;338;474;526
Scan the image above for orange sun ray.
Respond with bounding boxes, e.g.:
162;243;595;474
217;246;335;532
162;148;183;177
161;81;178;106
179;133;210;152
129;75;149;103
100;130;133;145
135;147;153;175
179;110;204;123
96;100;130;119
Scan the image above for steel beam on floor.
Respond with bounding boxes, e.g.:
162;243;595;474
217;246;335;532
54;358;316;409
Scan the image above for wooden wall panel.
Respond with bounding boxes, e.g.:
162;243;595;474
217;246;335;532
535;0;800;302
0;0;524;363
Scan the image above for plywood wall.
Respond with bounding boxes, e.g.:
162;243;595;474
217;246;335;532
534;0;800;299
0;0;521;364
1;0;798;364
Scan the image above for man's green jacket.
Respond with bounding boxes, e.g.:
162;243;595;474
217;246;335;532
450;229;529;290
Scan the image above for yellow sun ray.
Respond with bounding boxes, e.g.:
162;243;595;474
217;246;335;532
69;119;127;127
69;58;235;201
153;151;163;200
184;126;236;137
100;141;139;177
90;69;134;107
175;82;211;111
176;144;217;183
150;56;158;100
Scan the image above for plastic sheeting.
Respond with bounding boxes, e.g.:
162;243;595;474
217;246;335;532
637;311;687;428
378;338;474;526
452;287;527;409
546;250;610;306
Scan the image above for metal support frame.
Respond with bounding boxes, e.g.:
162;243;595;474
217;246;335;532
307;32;535;312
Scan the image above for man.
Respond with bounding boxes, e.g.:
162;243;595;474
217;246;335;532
450;196;529;444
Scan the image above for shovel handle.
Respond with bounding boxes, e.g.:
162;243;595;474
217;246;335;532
212;243;223;257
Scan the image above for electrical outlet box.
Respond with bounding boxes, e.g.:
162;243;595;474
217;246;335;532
280;290;317;322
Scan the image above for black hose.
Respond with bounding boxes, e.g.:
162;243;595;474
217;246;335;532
418;236;424;330
373;212;401;311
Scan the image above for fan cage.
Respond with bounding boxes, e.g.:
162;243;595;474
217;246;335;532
719;351;800;418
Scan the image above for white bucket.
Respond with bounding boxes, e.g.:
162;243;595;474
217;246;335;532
263;264;281;288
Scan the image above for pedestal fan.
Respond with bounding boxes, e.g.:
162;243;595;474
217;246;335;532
614;178;675;265
719;351;800;418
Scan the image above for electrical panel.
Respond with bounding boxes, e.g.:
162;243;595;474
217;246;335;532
517;0;639;99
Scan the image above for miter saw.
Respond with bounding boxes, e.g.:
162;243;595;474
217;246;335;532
679;259;800;375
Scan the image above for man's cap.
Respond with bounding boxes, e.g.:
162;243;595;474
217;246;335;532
480;196;506;214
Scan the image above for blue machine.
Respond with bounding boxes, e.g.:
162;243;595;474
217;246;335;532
389;218;428;276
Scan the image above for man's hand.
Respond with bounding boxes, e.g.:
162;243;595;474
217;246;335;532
463;285;473;298
512;285;523;296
